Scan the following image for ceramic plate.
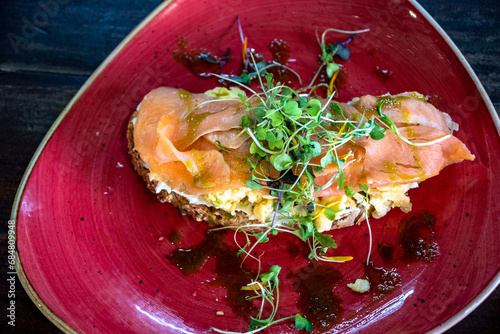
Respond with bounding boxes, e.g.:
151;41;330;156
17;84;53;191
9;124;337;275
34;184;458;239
13;0;500;333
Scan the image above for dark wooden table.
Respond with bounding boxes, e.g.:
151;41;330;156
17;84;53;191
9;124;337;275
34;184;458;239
1;0;498;333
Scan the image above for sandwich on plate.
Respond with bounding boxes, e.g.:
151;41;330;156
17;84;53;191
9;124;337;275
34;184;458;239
127;81;474;236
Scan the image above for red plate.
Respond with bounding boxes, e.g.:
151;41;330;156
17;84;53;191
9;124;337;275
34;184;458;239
13;0;500;333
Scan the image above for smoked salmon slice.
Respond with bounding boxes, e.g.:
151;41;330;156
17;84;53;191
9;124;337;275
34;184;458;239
133;87;252;194
132;88;474;197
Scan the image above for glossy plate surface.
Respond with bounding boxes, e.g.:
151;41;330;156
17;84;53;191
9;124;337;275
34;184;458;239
13;0;500;333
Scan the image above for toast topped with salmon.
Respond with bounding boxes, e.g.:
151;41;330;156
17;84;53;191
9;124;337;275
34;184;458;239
127;84;474;233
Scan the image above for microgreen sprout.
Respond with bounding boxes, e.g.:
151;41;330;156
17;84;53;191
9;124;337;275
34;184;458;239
231;16;302;86
343;184;373;265
210;265;313;334
209;57;388;262
308;27;370;95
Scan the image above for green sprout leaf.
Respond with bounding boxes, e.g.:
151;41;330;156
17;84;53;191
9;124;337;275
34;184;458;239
295;216;315;240
246;157;257;169
295;314;313;332
314;232;337;249
306;121;320;130
359;184;369;192
265;72;274;89
369;122;386;140
272;152;293;171
266;131;277;142
309;141;322;157
299;96;308;108
238;93;249;106
267;111;284;127
321;49;332;63
230;74;252;84
305;168;315;185
344;185;356;197
269;139;284;149
236;242;249;258
320;151;335;168
250;141;267;157
314;166;324;174
331;156;346;189
284;100;302;118
324;207;338;220
304;99;322;117
281;199;294;212
240;115;253;128
249;317;269;330
260;265;281;283
338;172;345;190
254;105;267;123
330;102;343;116
281;86;293;100
254;231;270;243
298;141;322;161
256;126;267;140
246;179;262;191
326;62;340;78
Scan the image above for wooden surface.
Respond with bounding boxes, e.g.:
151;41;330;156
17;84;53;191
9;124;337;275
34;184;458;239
1;0;498;333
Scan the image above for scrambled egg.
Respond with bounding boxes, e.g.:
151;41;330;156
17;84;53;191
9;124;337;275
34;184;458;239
201;183;416;228
312;183;416;231
205;188;276;222
367;183;416;218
